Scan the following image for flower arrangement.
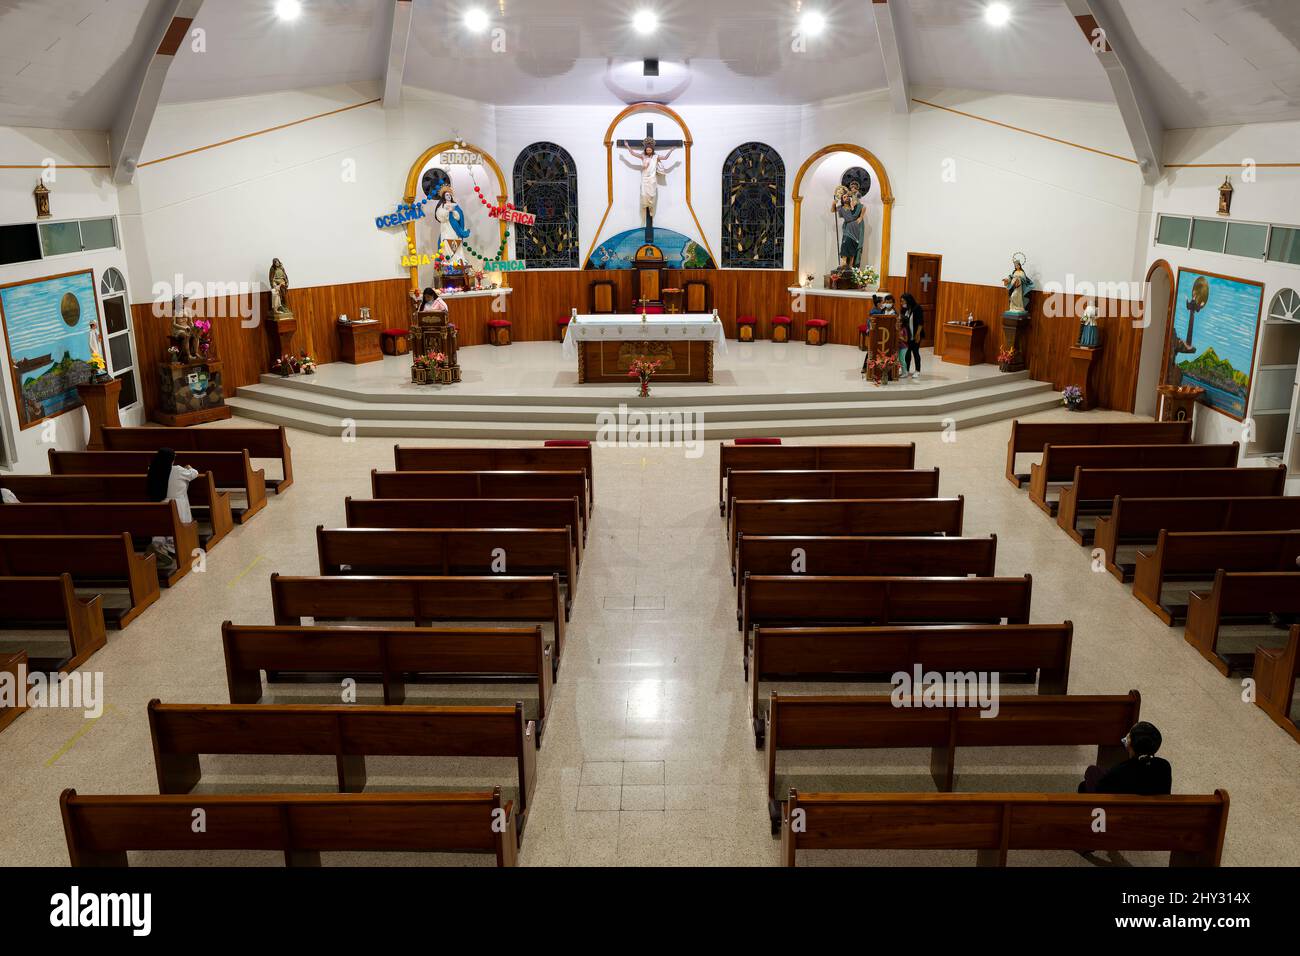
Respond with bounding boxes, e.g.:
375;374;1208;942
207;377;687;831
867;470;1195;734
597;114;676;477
299;352;316;375
996;347;1018;371
166;345;181;362
431;352;448;368
272;353;301;377
627;357;663;398
829;265;881;291
865;345;902;386
89;351;112;383
193;317;213;357
1062;384;1083;410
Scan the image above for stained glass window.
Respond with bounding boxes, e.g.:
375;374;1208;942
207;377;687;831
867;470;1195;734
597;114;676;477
513;142;580;269
721;143;785;268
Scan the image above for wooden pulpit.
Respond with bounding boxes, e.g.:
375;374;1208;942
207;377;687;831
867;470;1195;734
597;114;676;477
1068;345;1103;410
76;378;121;451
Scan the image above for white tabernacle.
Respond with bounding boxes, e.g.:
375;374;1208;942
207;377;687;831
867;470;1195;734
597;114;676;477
562;313;728;360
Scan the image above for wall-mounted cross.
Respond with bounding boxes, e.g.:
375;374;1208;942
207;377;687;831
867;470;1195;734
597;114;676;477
920;273;933;292
615;122;684;245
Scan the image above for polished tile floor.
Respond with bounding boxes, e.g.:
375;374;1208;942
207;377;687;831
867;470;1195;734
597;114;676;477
1;407;1297;867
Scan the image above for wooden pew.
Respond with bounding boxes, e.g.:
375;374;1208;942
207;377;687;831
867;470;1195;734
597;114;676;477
61;787;518;866
102;424;294;494
270;574;565;674
221;622;553;734
725;469;941;539
147;700;537;831
749;622;1074;745
0;574;107;671
1184;570;1300;675
780;789;1229;867
1056;465;1287;544
719;442;916;514
317;526;577;620
735;534;997;620
371;470;588;538
765;690;1140;829
0;534;159;629
1028;443;1239;514
1254;624;1300;744
0;502;200;587
1133;530;1300;625
395;445;594;509
0;650;27;735
729;498;965;573
0;472;233;550
740;574;1033;667
1005;419;1191;487
346;498;583;565
49;448;268;523
1096;496;1300;581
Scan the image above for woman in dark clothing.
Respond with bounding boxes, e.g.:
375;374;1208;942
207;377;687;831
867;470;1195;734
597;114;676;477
899;293;924;379
1078;721;1172;795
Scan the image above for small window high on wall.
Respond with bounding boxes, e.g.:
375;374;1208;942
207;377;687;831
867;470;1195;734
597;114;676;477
721;142;785;268
99;268;139;412
1156;213;1300;267
513;142;580;269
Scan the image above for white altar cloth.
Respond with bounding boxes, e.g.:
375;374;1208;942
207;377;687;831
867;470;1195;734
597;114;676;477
562;313;728;360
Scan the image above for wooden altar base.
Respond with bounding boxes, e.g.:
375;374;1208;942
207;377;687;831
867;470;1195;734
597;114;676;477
576;340;714;384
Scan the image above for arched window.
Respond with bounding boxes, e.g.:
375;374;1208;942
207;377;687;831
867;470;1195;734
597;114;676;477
721;142;785;268
513;142;579;269
98;267;139;411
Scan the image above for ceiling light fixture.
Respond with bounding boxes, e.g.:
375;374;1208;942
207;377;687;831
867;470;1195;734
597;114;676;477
632;10;658;35
275;0;302;21
984;2;1011;27
464;7;490;33
799;11;826;36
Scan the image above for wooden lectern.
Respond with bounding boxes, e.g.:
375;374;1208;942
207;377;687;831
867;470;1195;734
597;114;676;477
76;377;121;450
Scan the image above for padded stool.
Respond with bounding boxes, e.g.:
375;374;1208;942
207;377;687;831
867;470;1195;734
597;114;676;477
487;318;512;346
737;315;758;342
381;328;410;356
733;437;782;446
556;315;571;342
858;323;870;351
772;315;792;343
806;318;829;346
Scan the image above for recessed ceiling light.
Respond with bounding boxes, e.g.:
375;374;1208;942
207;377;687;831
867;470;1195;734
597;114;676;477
984;2;1011;27
464;7;490;33
275;0;302;21
632;9;658;35
800;11;826;36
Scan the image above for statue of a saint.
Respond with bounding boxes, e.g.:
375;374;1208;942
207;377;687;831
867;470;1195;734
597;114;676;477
625;137;675;236
170;296;199;362
1078;298;1101;347
269;259;291;315
834;185;866;269
1003;255;1033;314
433;184;471;268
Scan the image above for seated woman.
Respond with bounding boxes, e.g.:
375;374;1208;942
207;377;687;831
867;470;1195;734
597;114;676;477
1078;721;1171;795
145;448;199;574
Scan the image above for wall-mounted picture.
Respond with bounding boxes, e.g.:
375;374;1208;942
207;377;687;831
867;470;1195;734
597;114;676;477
1163;268;1264;421
1;269;103;430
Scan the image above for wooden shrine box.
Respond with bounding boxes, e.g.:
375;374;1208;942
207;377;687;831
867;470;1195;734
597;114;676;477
943;323;988;366
590;280;618;314
684;280;710;314
338;320;382;365
634;244;665;305
154;360;232;426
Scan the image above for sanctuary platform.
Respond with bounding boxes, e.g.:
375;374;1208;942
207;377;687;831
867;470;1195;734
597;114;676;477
226;341;1059;439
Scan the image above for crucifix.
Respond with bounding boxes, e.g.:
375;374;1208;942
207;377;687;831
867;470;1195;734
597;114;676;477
617;122;684;246
920;272;933;293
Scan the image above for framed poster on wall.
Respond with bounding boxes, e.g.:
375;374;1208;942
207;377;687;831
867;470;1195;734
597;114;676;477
1162;268;1265;421
0;269;103;430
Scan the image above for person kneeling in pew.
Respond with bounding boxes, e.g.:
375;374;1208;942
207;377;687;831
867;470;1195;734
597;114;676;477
1078;721;1171;796
145;449;198;575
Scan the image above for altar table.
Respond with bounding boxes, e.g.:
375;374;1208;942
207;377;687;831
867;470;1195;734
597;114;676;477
562;313;727;384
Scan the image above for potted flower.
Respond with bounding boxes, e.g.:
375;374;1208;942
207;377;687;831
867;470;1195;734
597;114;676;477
996;347;1018;372
865;345;902;386
299;352;316;375
627;357;663;398
193;317;213;358
411;353;431;384
1062;384;1084;411
166;345;181;363
271;353;299;377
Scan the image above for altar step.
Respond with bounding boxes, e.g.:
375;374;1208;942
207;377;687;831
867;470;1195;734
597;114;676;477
226;374;1061;439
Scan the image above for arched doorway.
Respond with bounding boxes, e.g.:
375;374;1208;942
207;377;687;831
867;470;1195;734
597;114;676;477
791;143;894;280
1134;258;1174;418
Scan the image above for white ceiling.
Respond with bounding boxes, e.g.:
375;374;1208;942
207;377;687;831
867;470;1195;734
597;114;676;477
0;0;1297;130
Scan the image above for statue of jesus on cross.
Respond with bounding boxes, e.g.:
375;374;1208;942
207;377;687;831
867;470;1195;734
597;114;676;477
618;122;682;246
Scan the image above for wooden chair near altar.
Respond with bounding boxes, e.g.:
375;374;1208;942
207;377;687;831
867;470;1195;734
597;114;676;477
805;317;829;346
737;315;758;342
771;315;792;343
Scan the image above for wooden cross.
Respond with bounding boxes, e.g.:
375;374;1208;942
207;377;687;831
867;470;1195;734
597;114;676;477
615;122;684;246
920;273;933;292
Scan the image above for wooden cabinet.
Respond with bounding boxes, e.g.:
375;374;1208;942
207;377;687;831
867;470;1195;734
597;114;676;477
337;321;382;365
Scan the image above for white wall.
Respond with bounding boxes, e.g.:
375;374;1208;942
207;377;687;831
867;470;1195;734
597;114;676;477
0;126;144;475
1139;120;1300;451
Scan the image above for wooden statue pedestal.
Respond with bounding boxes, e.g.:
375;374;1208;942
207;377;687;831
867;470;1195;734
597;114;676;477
338;320;382;364
154;360;232;427
942;323;988;366
76;377;121;450
1001;312;1030;371
1068;346;1104;410
269;314;297;364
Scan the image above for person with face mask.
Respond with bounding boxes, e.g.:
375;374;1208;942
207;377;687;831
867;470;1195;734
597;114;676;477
145;448;198;575
1078;721;1172;795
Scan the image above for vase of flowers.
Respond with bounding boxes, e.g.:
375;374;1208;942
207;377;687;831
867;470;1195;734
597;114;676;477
299;352;316;375
411;353;431;384
627;357;662;397
1062;384;1084;411
272;353;299;377
865;345;902;386
194;317;213;358
997;347;1017;372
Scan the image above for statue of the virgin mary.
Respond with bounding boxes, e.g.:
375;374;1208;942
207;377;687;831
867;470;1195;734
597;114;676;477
1003;254;1033;315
